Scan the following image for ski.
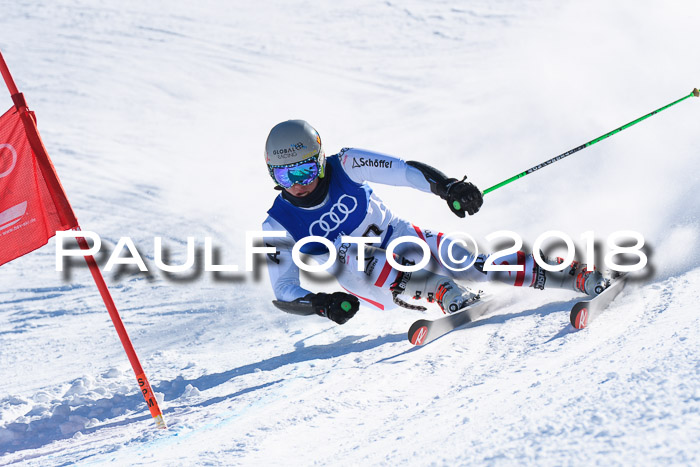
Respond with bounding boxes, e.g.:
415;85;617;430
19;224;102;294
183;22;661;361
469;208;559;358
407;295;498;346
570;274;629;329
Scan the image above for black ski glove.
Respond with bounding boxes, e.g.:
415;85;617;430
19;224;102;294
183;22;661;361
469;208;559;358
406;161;483;218
440;177;483;217
306;292;360;325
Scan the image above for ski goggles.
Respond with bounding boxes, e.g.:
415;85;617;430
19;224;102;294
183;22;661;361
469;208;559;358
269;156;320;188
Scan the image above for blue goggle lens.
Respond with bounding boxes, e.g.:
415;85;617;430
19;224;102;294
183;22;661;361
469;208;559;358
271;159;319;188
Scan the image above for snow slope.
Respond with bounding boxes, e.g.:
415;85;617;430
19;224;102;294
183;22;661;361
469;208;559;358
1;0;699;464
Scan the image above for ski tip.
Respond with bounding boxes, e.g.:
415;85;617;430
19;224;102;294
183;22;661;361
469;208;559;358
571;306;589;329
410;325;429;345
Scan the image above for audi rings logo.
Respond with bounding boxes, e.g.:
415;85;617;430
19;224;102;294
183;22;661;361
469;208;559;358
0;144;18;178
309;195;358;238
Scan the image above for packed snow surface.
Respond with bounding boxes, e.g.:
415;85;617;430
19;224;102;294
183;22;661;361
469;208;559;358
1;0;699;465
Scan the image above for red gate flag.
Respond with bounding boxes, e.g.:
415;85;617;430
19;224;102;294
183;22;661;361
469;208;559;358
0;50;166;429
0;105;78;266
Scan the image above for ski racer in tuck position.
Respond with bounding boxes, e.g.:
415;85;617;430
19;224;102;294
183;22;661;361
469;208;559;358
262;120;608;324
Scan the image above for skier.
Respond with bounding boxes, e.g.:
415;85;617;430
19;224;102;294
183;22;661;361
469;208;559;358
262;120;607;325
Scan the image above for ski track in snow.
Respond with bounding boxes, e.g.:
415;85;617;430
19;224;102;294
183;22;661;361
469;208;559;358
1;0;700;465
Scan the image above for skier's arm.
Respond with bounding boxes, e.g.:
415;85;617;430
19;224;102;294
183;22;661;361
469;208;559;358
406;160;483;217
262;218;360;324
338;148;433;192
339;148;483;217
262;218;311;302
273;292;360;324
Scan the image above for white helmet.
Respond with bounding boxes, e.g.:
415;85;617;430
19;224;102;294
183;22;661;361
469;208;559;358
265;120;325;188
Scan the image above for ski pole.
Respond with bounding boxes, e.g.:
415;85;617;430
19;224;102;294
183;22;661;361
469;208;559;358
482;88;699;195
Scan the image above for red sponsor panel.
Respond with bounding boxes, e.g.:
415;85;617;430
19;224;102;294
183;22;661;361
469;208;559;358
411;224;440;263
0;106;77;266
514;250;526;286
373;259;393;288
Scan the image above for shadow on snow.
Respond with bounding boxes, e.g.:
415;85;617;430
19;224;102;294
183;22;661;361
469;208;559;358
0;330;404;456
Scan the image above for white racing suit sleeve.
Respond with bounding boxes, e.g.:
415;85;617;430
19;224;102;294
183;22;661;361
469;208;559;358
262;216;311;302
338;148;433;192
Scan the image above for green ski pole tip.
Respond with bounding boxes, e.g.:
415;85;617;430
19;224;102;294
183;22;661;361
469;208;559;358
452;200;461;210
693;88;699;97
341;301;352;312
